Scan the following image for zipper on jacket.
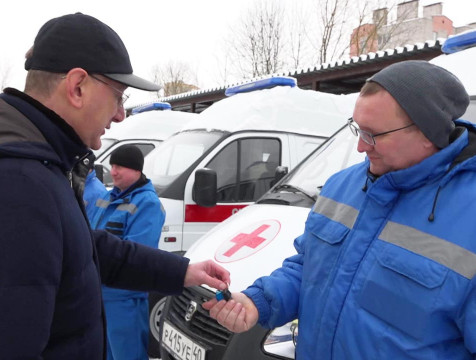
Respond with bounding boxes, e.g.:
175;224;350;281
67;171;73;187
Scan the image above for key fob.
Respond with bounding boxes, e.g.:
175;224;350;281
215;289;232;301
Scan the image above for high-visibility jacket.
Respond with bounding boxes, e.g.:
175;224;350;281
244;120;476;359
89;178;166;300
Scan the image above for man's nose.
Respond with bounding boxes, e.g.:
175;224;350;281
112;106;126;123
357;136;372;153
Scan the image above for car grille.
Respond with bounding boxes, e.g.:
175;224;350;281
169;286;232;346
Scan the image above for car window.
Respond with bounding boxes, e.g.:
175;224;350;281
207;137;281;202
145;131;224;188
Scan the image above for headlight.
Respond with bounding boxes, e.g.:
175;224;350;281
263;320;298;359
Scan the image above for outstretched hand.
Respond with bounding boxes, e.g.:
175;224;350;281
184;260;230;290
202;292;259;333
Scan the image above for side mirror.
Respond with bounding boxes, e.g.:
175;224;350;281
192;168;217;207
273;166;288;184
94;164;104;183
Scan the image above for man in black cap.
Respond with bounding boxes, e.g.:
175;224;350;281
0;13;230;359
204;60;476;359
88;145;165;360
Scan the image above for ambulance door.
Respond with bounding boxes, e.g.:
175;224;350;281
181;133;290;251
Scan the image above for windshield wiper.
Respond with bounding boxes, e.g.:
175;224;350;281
272;184;316;202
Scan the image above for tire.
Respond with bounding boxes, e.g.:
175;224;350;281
148;292;166;358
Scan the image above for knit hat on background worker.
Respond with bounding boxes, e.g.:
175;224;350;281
25;12;159;91
110;145;144;172
367;60;469;149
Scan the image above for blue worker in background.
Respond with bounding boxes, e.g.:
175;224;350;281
83;154;107;216
89;144;165;360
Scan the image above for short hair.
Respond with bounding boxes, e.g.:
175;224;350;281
24;46;64;97
359;81;384;97
24;70;64;97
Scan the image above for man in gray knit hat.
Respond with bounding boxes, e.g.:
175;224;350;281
204;60;476;359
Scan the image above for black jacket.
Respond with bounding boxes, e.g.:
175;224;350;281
0;88;189;359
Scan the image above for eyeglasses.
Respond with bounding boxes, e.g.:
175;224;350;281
89;74;129;108
347;117;415;146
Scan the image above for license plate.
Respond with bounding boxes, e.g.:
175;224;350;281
162;321;206;360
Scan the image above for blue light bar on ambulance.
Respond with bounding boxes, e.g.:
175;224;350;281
442;30;476;54
225;76;297;96
131;102;172;115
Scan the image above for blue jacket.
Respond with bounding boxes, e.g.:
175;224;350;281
0;88;189;359
244;121;476;359
89;178;166;300
84;169;107;216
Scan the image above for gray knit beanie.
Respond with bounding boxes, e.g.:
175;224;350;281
368;60;469;148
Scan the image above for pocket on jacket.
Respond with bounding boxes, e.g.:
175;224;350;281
302;212;350;283
308;212;350;244
357;243;448;339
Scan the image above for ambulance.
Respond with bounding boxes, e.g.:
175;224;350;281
145;77;357;255
94;102;197;185
156;30;476;360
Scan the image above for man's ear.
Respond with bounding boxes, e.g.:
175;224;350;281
422;137;435;149
62;68;88;109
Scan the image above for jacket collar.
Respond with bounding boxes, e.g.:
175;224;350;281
0;88;90;171
365;120;476;195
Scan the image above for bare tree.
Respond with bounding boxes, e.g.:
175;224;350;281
316;0;352;64
226;0;287;79
350;0;418;56
151;61;199;97
287;3;314;70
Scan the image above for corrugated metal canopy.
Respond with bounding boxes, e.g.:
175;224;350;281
136;39;443;114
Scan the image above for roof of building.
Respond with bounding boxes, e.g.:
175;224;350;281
129;38;443;114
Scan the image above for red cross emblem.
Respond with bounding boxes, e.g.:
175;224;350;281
223;224;270;257
215;220;281;263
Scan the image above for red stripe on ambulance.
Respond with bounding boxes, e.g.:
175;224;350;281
185;204;248;223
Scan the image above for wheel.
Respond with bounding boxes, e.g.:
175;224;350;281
148;292;166;358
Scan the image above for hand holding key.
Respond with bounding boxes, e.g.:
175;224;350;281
202;291;259;333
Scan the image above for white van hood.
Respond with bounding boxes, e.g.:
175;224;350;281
185;203;311;292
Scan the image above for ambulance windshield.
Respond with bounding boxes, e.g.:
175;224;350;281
270;126;363;202
143;130;224;188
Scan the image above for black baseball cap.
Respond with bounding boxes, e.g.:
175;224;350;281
25;13;160;91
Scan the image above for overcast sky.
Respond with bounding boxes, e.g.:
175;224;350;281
1;0;475;106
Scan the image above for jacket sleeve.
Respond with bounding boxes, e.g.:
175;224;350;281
93;229;189;295
0;171;62;357
242;232;305;329
123;192;165;249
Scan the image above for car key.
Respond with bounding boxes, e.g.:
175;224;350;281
215;288;232;301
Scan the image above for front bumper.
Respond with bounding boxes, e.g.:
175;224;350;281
159;286;289;360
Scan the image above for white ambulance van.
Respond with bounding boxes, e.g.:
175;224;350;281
94;102;197;185
156;30;476;360
144;77;357;255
